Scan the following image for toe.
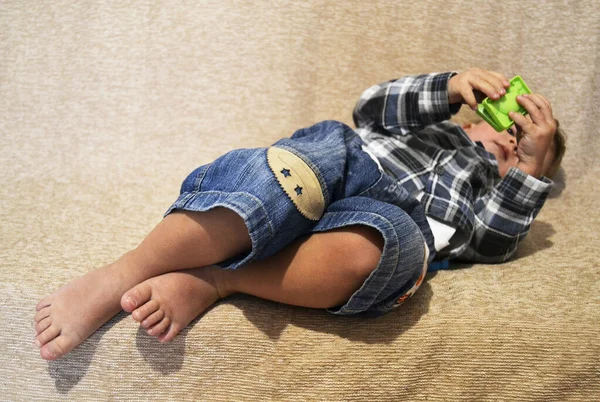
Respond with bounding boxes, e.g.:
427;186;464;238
157;323;182;343
121;283;153;312
40;335;71;361
35;324;60;348
36;297;52;312
147;316;171;337
132;299;160;322
142;309;165;329
35;316;52;334
34;306;50;323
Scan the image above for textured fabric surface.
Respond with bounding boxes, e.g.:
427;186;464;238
1;1;598;400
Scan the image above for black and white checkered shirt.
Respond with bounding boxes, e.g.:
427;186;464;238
353;72;553;262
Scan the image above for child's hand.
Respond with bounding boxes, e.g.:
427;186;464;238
509;94;557;178
448;68;511;110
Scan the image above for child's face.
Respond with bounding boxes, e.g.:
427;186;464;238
463;121;519;177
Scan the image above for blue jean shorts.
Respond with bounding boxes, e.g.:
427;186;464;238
165;120;435;316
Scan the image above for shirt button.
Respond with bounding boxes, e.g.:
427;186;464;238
435;165;445;175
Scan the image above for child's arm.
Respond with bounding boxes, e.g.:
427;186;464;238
353;69;509;135
457;168;553;262
353;72;459;135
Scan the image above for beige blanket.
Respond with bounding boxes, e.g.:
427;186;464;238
1;1;598;400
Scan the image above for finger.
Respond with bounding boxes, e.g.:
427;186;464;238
516;95;546;126
471;78;503;101
509;110;533;134
531;93;551;108
526;94;554;121
487;71;511;87
476;71;509;95
460;85;478;110
528;95;557;134
478;70;510;97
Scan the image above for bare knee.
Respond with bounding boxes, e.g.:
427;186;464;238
327;225;384;280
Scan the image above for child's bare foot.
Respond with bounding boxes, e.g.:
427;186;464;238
120;267;228;343
34;259;135;361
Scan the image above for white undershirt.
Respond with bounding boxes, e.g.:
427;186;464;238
426;216;456;252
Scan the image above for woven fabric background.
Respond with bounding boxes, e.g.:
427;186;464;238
1;1;598;400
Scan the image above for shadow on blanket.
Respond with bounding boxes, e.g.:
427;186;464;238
48;313;128;393
233;280;434;343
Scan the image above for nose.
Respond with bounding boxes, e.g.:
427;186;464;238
500;131;518;152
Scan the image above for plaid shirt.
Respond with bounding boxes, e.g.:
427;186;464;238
353;72;553;263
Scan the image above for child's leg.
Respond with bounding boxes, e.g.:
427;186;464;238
121;225;384;342
34;208;251;360
122;208;251;288
123;194;430;343
218;225;384;308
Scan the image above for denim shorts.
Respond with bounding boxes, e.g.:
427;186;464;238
165;120;436;316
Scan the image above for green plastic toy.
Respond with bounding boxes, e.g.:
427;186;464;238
476;76;532;132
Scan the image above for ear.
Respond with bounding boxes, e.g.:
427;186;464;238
462;123;473;129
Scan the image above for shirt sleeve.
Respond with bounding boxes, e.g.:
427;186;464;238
457;167;554;263
353;72;461;135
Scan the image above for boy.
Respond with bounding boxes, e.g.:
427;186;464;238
34;68;564;360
